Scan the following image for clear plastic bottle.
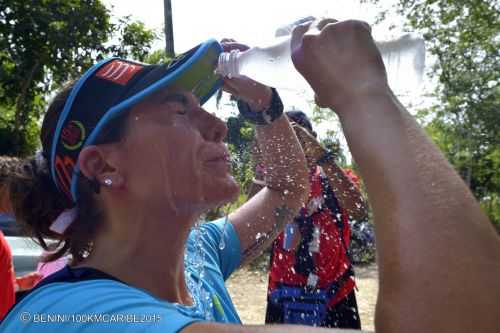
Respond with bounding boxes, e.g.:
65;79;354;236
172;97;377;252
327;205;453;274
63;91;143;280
217;36;310;92
217;33;425;94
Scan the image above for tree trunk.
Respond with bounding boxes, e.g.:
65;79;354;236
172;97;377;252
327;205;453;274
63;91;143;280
163;0;175;57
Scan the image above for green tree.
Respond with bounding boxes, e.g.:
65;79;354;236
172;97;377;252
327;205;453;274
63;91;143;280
0;0;157;156
225;113;255;193
108;18;157;62
366;0;500;229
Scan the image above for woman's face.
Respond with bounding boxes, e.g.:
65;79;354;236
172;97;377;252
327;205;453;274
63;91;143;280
115;88;239;216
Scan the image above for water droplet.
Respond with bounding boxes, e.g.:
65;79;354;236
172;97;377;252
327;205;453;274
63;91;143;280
219;212;231;250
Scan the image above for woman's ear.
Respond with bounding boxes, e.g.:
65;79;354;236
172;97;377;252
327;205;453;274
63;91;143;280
78;146;124;189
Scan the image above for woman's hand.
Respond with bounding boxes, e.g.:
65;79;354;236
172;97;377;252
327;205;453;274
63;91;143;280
220;39;272;112
290;19;389;111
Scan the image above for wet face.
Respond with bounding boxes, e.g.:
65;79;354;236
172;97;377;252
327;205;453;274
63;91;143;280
116;89;239;216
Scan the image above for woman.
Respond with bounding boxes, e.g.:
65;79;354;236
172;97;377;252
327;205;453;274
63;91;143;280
0;40;311;332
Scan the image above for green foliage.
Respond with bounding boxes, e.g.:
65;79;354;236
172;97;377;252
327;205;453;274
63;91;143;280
225;114;256;193
0;104;38;155
0;0;158;156
107;18;158;62
311;104;348;166
320;130;347;167
144;49;173;65
366;0;500;230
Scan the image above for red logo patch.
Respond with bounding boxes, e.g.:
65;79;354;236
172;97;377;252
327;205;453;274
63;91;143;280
54;155;76;199
95;60;143;85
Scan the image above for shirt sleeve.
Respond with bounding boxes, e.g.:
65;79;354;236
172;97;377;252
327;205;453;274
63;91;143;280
196;219;241;280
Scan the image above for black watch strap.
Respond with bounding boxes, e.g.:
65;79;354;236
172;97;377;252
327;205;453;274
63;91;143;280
237;88;284;125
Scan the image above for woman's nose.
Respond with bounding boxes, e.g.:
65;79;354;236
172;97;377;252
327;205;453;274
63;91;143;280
198;109;228;142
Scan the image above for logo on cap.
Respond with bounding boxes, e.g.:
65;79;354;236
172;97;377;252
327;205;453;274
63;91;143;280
61;120;86;150
96;60;143;85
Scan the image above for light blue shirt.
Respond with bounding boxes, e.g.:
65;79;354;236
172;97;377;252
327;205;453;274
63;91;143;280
0;219;242;333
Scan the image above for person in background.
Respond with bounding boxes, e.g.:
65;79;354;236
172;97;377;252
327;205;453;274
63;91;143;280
0;230;15;320
0;156;44;302
0;157;18;319
249;111;367;328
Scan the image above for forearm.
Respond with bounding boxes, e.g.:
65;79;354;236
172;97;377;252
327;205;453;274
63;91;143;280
233;188;296;266
337;90;500;333
255;115;309;206
231;116;309;266
321;161;367;221
183;322;367;333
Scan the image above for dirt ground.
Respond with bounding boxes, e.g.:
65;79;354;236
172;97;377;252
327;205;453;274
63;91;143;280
226;263;379;331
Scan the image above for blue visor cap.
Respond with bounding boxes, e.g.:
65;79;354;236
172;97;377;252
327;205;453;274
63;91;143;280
51;39;224;203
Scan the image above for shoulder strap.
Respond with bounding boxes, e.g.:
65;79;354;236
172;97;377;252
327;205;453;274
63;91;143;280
319;173;354;266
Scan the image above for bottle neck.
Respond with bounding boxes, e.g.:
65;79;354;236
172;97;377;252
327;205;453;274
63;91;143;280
217;50;242;79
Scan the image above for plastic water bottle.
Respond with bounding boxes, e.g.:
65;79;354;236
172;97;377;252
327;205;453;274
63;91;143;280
217;32;425;94
217;36;310;92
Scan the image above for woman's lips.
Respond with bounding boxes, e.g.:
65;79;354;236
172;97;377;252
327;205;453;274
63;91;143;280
204;154;231;173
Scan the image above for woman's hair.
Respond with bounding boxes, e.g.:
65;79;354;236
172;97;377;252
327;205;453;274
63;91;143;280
6;81;131;264
0;156;22;184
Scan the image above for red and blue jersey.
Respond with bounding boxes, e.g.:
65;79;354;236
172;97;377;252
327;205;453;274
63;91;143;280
267;166;356;309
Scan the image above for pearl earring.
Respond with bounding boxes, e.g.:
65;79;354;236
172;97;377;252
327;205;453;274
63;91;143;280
104;178;113;186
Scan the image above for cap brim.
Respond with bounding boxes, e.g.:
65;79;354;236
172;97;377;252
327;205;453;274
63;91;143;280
122;39;224;106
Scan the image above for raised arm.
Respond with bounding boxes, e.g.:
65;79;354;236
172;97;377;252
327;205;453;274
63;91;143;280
219;41;310;267
228;100;310;266
293;124;367;221
184;322;363;333
292;19;500;333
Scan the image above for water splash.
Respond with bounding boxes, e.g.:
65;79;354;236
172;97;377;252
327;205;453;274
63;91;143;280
184;217;214;320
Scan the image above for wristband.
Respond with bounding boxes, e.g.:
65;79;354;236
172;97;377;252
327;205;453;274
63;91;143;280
237;88;284;125
317;151;336;165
